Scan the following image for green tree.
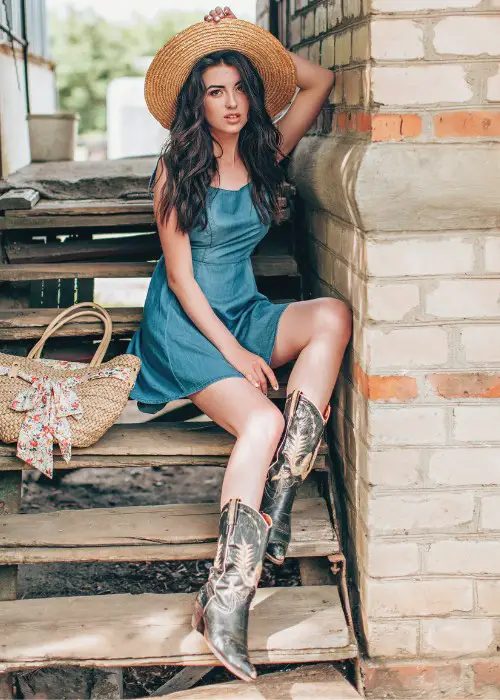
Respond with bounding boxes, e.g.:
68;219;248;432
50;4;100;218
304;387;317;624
48;8;201;134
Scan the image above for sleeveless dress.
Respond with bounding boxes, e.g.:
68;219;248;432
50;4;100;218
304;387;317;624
126;168;291;415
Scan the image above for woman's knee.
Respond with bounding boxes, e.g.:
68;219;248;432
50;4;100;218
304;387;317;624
313;298;352;346
239;403;285;446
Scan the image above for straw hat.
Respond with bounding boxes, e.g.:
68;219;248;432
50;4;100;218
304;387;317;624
144;18;297;130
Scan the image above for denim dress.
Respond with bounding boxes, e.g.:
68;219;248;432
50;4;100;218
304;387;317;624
126;169;291;414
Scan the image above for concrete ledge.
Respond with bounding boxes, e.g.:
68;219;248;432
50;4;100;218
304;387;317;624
291;136;500;232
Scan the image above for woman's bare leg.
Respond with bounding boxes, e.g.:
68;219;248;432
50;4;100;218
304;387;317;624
271;297;352;411
189;377;285;510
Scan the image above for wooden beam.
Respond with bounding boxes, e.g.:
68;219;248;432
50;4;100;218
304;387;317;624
0;189;40;211
0;498;339;564
5;233;159;264
7;199;152;217
150;667;213;697
0;256;298;281
0;586;357;672
158;665;360;699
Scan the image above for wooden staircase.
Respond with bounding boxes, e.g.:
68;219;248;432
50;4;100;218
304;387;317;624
0;164;361;698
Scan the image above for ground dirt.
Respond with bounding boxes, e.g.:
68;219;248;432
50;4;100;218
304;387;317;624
13;464;303;699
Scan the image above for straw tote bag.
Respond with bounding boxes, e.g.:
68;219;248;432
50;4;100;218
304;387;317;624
0;302;141;478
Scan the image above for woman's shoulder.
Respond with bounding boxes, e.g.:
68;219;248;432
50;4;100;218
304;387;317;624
149;156;168;192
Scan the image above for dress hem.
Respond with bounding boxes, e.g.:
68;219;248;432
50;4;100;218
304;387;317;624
130;371;245;407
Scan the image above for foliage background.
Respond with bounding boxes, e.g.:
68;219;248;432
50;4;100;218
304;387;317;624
48;9;201;134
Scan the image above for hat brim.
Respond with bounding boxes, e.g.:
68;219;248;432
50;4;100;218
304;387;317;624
144;18;297;130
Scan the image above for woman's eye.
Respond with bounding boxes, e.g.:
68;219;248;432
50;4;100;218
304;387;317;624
209;90;221;96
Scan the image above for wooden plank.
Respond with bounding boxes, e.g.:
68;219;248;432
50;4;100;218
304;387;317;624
0;498;339;564
0;256;298;281
7;197;289;218
0;423;327;472
0;585;357;672
0;472;22;700
5;233;159;264
164;665;360;699
0;421;324;458
150;667;212;697
0;213;155;230
0;304;295;340
8;199;152;216
0;189;40;211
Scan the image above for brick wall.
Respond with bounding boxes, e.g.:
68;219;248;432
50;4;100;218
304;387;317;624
258;0;500;696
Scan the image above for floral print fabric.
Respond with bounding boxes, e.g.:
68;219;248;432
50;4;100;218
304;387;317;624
0;364;134;478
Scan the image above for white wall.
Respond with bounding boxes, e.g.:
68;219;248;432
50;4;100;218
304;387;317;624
107;76;168;159
0;53;56;176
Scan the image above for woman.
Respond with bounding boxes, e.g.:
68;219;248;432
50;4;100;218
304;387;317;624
126;7;351;683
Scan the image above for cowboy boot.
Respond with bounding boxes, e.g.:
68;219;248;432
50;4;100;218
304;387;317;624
260;389;330;565
191;498;271;682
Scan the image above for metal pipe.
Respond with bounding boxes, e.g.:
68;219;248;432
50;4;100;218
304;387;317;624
20;0;30;114
0;22;27;46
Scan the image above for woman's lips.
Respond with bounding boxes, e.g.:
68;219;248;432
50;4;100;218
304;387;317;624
224;114;240;121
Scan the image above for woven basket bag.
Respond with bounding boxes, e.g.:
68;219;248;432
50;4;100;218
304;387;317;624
0;302;142;478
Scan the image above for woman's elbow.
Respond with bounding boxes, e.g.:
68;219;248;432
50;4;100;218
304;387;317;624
166;270;191;296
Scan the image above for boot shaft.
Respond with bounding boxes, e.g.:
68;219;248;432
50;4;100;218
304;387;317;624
271;389;329;484
205;499;271;608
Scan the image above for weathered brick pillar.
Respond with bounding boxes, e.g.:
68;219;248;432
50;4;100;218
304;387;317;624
259;0;500;696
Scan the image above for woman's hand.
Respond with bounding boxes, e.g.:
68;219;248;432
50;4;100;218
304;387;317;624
204;6;237;22
224;344;279;394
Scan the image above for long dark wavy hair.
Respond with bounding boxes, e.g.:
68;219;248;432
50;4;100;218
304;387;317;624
155;49;288;233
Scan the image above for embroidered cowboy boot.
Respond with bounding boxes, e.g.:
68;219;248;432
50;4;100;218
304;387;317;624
260;389;330;565
191;498;271;682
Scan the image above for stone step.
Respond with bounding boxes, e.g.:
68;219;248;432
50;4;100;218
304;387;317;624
0;585;357;673
160;664;360;699
0;422;328;471
0;497;339;565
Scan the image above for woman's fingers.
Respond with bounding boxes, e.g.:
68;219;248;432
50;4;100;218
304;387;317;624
245;372;260;390
253;362;268;395
261;361;279;392
205;6;233;21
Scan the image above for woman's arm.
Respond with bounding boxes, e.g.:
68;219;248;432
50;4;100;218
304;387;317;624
205;7;335;162
275;51;334;161
152;161;279;394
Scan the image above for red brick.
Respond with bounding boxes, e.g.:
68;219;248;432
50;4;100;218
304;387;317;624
401;114;422;137
474;660;500;691
357;111;372;132
372;114;422;142
347;111;357;131
354;363;418;401
429;372;500;398
337;111;348;131
434;111;500;138
363;662;464;698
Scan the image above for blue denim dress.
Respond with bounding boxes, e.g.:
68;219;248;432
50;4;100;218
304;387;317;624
126;170;291;414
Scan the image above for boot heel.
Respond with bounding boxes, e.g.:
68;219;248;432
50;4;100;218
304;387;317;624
191;601;205;635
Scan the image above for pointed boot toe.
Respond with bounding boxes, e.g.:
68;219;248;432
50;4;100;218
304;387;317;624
227;654;257;682
265;540;286;565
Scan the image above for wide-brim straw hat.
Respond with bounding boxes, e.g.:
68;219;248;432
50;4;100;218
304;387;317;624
145;18;297;130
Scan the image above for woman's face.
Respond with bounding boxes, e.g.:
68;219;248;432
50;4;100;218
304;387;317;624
202;62;249;133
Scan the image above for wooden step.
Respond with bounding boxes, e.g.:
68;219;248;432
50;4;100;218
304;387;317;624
0;193;291;230
0;585;357;673
0;305;295;341
0;498;338;565
161;664;360;699
0;257;298;282
0;422;328;471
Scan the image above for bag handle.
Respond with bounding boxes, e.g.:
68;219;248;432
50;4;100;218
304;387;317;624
27;302;113;367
